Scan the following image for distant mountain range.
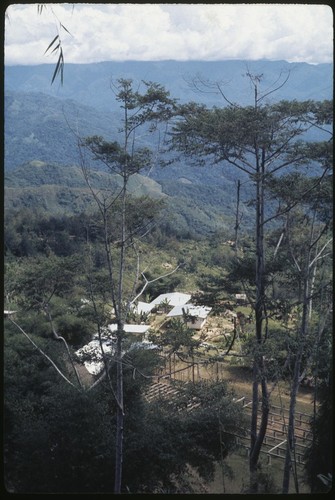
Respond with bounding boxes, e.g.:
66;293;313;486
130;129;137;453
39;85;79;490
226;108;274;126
5;59;333;111
5;59;333;235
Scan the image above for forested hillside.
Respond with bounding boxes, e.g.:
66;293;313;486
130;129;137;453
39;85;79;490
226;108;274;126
4;64;333;494
5;160;242;236
5;59;332;235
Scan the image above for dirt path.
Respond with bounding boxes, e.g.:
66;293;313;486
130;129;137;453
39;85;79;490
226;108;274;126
219;364;314;415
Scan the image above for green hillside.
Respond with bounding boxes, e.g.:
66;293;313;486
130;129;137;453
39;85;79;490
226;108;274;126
5;91;118;171
5;160;165;194
6;60;331;236
5;161;164;213
5;161;238;236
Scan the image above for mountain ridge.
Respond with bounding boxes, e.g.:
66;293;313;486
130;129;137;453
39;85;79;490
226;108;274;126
5;60;332;172
5;59;332;112
5;60;332;236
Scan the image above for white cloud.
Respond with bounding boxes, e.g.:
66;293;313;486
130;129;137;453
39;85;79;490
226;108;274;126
4;3;334;65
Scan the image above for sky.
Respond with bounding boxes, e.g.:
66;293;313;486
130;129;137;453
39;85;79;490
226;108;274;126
4;3;334;66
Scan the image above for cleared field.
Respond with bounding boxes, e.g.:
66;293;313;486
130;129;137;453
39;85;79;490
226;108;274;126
149;358;314;494
147;305;316;493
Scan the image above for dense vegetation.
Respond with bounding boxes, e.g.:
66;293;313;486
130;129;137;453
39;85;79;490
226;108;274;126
4;71;332;493
5;160;242;237
5;313;243;493
4;190;332;493
4;206;246;493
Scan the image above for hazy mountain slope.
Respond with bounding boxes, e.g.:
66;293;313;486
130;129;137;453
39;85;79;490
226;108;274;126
5;60;332;235
5;59;332;172
5;60;333;111
5;161;238;236
5;91;118;171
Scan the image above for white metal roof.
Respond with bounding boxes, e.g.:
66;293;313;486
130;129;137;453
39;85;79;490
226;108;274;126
108;324;150;334
136;301;155;314
150;292;191;307
167;304;212;319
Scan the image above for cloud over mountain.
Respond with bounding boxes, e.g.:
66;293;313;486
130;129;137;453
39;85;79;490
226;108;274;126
5;4;333;66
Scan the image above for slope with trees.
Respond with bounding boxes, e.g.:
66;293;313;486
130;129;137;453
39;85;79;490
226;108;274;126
4;78;247;494
170;72;332;492
4;65;332;493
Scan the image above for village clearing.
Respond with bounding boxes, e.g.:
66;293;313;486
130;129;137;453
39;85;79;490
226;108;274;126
75;292;315;494
147;305;315;494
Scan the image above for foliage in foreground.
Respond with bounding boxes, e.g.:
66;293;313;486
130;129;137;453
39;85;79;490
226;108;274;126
4;322;244;493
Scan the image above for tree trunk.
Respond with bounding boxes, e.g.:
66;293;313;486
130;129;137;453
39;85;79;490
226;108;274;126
114;331;124;494
282;272;310;494
249;366;259;490
282;356;301;494
249;152;269;491
114;170;127;494
234;179;241;253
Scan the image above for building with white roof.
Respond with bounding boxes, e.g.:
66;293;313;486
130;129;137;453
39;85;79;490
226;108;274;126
74;291;209;376
108;324;150;334
75;324;152;375
134;301;155;316
150;292;191;307
167;304;212;330
4;310;17;317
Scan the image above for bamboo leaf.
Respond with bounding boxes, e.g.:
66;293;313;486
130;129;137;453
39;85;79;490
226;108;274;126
49;47;64;86
51;51;62;85
44;34;59;55
60;62;64;86
60;22;72;36
51;43;61;55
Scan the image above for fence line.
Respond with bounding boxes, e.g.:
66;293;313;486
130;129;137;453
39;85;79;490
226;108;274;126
150;358;314;467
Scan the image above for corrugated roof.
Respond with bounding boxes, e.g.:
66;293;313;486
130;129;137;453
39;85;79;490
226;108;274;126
136;301;155;314
167;304;212;319
150;292;191;307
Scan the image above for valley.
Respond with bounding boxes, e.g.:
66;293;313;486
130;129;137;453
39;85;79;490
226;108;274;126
4;59;332;494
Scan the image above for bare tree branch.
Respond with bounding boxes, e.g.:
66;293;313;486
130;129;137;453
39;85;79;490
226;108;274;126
8;317;81;391
131;264;182;305
44;305;84;390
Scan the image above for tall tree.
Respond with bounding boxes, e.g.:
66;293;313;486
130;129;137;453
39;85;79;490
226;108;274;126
170;72;332;491
78;78;176;493
304;366;333;493
266;167;333;493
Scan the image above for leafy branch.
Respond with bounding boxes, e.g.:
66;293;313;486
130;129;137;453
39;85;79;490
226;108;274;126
44;34;65;85
38;4;73;85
